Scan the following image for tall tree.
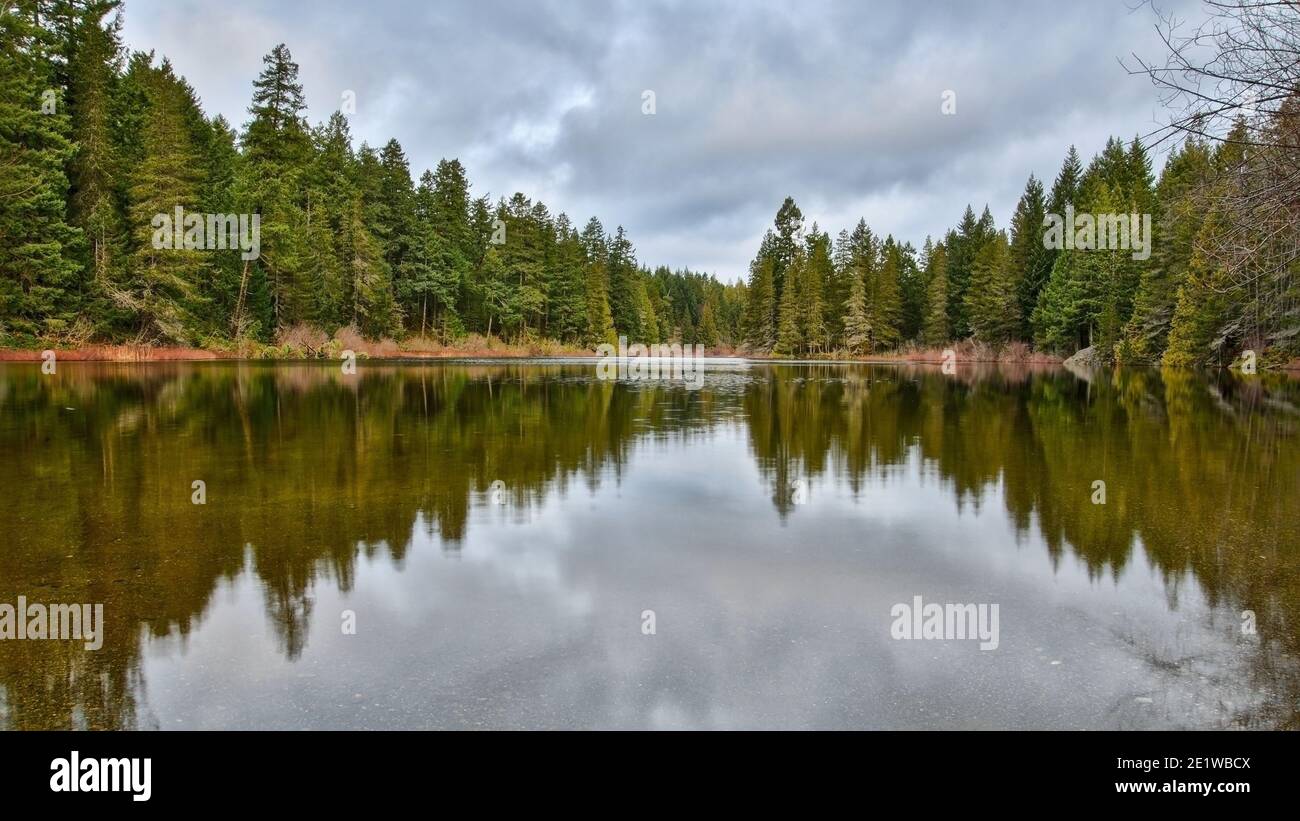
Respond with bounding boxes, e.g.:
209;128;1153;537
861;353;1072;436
921;239;950;346
965;230;1020;346
239;43;311;332
0;0;83;342
1008;174;1051;339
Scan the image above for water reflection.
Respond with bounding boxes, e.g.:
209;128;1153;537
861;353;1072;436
0;361;1296;729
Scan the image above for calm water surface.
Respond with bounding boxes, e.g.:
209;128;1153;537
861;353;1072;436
1;360;1297;729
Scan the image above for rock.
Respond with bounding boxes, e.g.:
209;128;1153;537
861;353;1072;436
1063;346;1106;381
1063;346;1104;369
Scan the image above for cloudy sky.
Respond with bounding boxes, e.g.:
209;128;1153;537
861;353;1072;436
122;0;1201;282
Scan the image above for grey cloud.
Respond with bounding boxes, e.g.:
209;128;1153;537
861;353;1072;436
124;0;1201;280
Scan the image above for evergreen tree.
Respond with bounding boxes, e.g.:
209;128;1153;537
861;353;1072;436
921;240;950;347
120;59;206;341
697;299;720;347
773;246;803;355
965;230;1019;346
944;206;980;337
1009;174;1051;339
842;263;870;354
801;228;830;352
580;217;615;345
425;158;473;336
1048;145;1083;217
606;225;638;337
744;236;777;351
545;214;587;342
1117;139;1212;362
377;139;418;331
63;0;126;329
896;239;925;343
0;0;83;342
240;43;311;331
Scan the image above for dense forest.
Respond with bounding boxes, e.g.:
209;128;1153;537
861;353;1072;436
2;0;1296;365
0;0;745;351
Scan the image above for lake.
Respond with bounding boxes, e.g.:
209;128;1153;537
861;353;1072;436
0;360;1296;729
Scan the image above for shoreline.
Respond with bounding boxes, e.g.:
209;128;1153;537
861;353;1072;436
2;344;1297;371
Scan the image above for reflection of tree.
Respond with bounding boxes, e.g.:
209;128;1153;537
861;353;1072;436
743;362;1300;727
0;362;701;727
0;361;1296;728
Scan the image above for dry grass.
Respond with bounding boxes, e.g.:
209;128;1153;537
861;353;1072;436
891;340;1061;364
740;339;1063;364
0;344;227;361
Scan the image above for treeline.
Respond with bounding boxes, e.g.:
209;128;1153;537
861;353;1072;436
744;121;1298;366
4;1;1296;364
0;1;746;349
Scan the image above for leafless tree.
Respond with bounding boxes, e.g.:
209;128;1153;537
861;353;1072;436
1127;1;1299;354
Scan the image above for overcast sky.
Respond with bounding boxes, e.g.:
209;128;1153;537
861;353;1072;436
122;0;1202;282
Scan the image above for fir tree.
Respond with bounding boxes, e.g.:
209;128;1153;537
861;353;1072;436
965;230;1019;346
1009;174;1051;339
0;0;83;342
842;263;870;354
921;241;950;347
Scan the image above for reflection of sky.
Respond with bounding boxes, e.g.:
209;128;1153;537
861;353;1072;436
136;399;1266;730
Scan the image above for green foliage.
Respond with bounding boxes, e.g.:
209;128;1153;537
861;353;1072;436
921;241;950;347
0;0;83;343
965;230;1019;346
2;3;1294;368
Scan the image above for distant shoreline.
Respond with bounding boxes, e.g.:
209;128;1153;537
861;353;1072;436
5;342;1299;371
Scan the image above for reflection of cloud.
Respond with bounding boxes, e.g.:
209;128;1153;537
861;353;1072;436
3;362;1298;729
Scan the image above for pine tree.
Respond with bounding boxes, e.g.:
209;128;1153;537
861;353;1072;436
842;264;870;354
867;235;903;350
377;139;418;331
771;196;803;300
1118;139;1212;362
1009;174;1051;339
922;244;950;347
1048;145;1083;217
744;242;777;351
826;228;853;347
896;240;925;343
580;217;615;345
801;228;830;352
965;230;1019;346
199;114;246;337
426;158;473;335
697;299;720;347
0;0;83;342
606;225;638;338
342;195;398;338
773;248;803;355
302;110;355;331
240;43;311;331
120;59;207;342
944;206;980;337
63;0;126;330
545;214;587;342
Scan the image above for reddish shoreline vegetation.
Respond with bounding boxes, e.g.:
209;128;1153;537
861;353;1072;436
7;336;1300;370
